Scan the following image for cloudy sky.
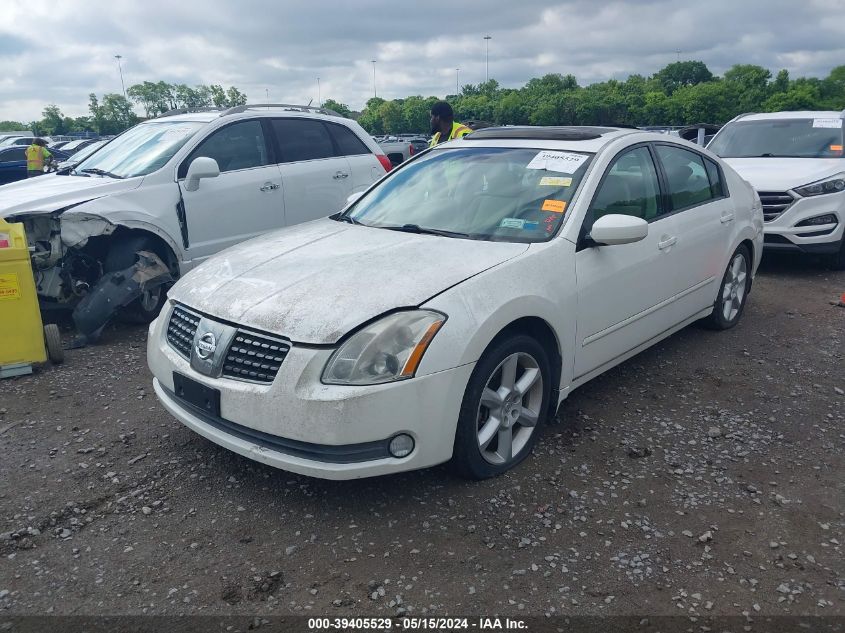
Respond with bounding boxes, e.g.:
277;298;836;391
2;0;843;123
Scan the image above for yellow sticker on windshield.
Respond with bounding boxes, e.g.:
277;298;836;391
831;144;843;151
539;176;572;187
542;199;567;213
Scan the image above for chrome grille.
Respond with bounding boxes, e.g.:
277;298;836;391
222;331;290;383
757;191;795;222
166;306;199;359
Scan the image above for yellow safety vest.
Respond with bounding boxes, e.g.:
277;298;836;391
25;145;50;171
429;122;472;147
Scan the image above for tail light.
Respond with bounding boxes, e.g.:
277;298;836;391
408;144;415;156
376;154;392;172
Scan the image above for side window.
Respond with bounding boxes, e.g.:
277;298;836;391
655;145;714;210
704;158;725;198
586;146;661;232
271;119;334;163
327;123;369;156
181;120;268;177
7;149;26;161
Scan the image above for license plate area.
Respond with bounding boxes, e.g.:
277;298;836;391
173;372;220;418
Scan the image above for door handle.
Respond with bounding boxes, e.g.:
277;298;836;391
259;182;280;192
720;212;735;223
333;171;349;180
657;236;677;250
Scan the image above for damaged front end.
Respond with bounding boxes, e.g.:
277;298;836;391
14;212;172;342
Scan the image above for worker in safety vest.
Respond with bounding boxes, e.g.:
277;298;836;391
25;138;52;178
429;101;471;147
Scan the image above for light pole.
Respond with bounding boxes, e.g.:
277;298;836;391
456;68;460;95
371;60;377;98
483;35;491;83
317;77;321;107
114;54;126;98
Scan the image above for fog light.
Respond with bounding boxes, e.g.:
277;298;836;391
389;434;415;458
796;214;837;227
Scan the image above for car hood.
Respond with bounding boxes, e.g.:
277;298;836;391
172;218;529;345
723;158;844;191
0;174;142;218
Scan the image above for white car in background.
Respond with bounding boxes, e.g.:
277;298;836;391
147;126;763;480
708;110;845;268
0;104;390;338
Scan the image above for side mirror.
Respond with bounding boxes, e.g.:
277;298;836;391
184;157;220;192
346;191;364;205
589;214;648;246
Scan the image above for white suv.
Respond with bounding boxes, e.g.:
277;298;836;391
708;110;845;268
0;104;391;337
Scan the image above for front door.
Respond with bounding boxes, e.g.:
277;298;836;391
574;145;681;379
179;119;284;261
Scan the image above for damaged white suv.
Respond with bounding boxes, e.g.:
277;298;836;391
0;104;390;339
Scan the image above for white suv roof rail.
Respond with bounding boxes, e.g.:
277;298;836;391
156;107;227;118
726;112;757;124
220;103;342;118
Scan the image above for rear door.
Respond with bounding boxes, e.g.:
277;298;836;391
270;118;353;227
653;143;736;318
178;119;284;261
324;121;384;191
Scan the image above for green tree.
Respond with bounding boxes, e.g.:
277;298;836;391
41;105;66;135
654;61;714;93
378;101;404;133
321;99;353;118
225;86;247;107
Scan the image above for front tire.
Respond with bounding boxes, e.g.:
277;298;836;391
702;244;751;330
449;334;551;480
823;236;845;271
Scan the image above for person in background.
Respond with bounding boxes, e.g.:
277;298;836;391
25;138;51;178
429;101;472;147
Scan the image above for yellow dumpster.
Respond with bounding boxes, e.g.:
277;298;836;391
0;217;63;378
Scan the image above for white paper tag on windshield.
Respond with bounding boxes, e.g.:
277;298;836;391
159;127;193;141
526;150;589;173
812;118;842;129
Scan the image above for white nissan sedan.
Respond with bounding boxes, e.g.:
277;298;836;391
147;126;763;480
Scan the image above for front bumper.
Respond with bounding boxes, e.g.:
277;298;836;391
147;311;474;480
763;192;844;253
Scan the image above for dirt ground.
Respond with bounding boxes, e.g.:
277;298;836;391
0;252;842;621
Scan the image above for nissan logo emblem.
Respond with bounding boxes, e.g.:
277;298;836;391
195;332;217;360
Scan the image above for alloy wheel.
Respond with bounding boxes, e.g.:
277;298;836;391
721;252;748;322
476;352;544;465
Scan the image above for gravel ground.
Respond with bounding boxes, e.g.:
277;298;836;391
0;253;842;619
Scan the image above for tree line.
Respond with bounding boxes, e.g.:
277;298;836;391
350;61;845;134
2;61;843;138
0;82;248;137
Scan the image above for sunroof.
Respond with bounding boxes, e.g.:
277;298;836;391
464;126;619;141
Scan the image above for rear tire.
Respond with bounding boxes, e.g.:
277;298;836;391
449;333;551;480
44;324;64;364
103;234;171;323
702;244;751;330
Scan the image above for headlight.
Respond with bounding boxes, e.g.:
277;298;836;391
322;310;446;385
794;173;845;197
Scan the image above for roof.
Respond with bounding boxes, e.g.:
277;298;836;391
447;126;642;153
737;111;844;121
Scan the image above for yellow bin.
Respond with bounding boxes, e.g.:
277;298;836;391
0;217;63;378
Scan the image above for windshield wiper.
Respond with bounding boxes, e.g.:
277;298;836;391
80;168;124;179
380;223;473;239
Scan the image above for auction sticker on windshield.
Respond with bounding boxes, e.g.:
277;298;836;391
158;127;194;141
541;199;567;213
812;118;842;129
527;150;589;173
539;176;573;187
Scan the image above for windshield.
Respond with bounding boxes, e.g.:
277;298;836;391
709;118;844;158
344;146;593;242
66;140;106;164
73;121;204;178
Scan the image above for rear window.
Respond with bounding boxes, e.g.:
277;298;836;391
271;119;334;162
327;123;370;156
709;118;844;159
